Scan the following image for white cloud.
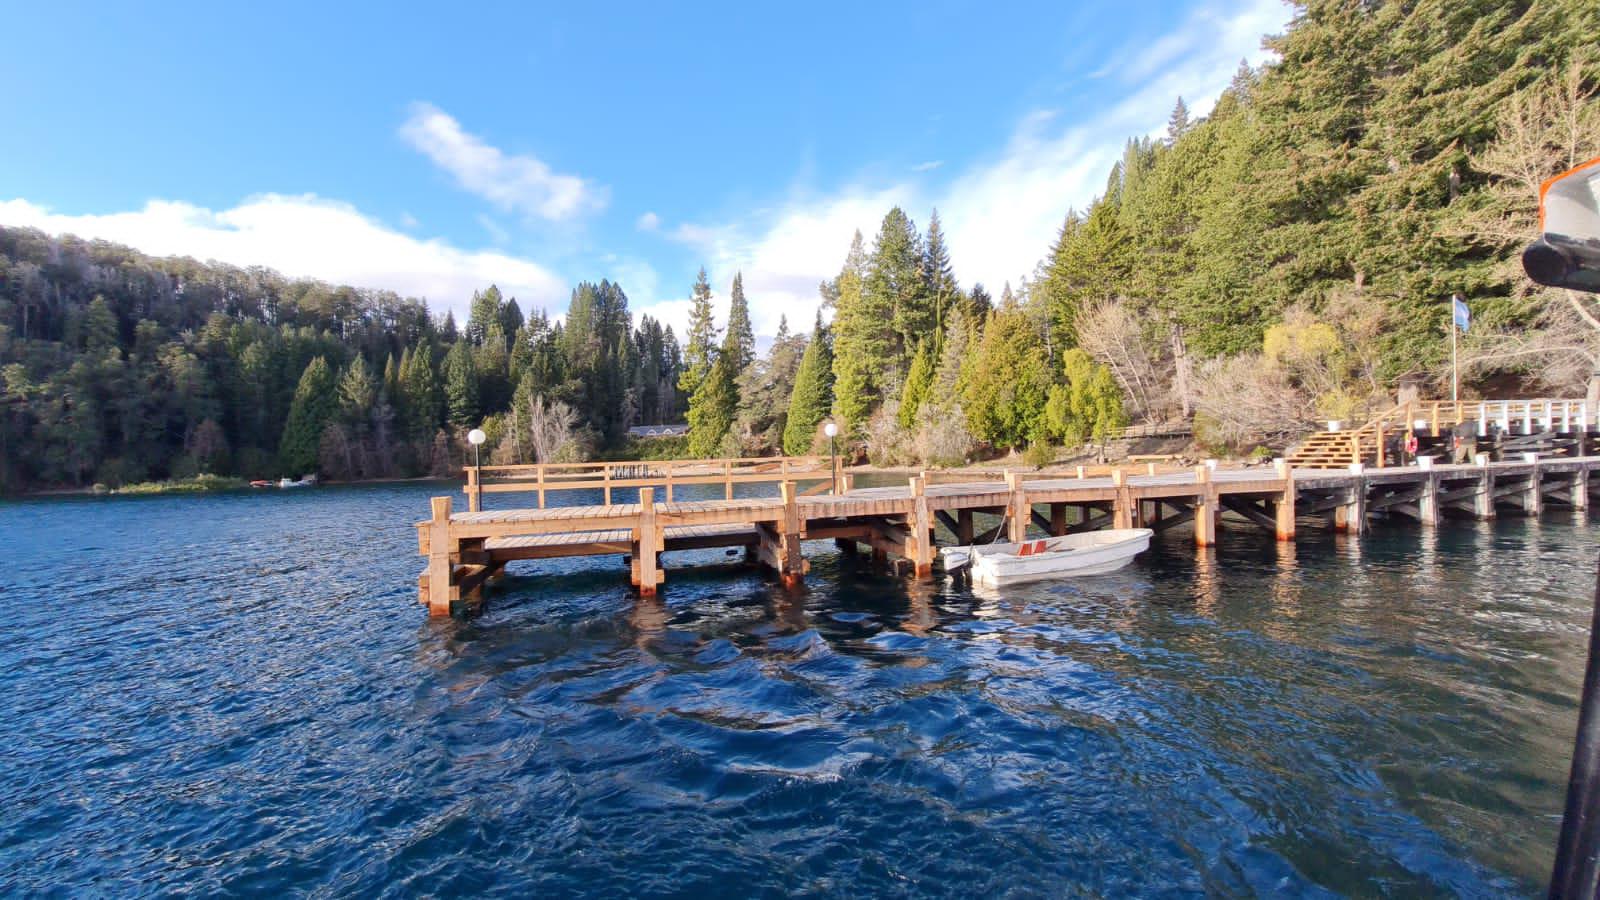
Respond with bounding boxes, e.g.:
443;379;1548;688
399;102;607;221
0;194;568;320
668;0;1289;337
636;211;660;232
912;160;944;172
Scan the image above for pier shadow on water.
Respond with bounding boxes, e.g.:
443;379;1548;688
0;481;1592;896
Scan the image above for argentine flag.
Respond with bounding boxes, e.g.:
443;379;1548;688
1452;295;1470;333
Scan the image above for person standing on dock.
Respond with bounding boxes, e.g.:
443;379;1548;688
1404;430;1419;467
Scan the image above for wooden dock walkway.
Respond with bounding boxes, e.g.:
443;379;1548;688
417;456;1600;615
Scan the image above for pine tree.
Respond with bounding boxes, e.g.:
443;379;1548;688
686;353;737;457
897;339;934;429
725;271;755;372
465;285;503;346
1166;97;1191;144
443;339;479;427
400;343;442;435
83;296;119;355
279;356;337;476
960;307;1052;450
866;207;931;369
922;209;959;332
829;231;891;434
679;267;718;398
339;355;376;423
784;314;834;455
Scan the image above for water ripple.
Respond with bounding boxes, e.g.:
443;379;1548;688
0;484;1590;896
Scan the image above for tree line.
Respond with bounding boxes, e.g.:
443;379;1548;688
3;0;1596;491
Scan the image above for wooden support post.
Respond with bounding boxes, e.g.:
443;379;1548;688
909;476;933;580
631;488;663;595
603;466;612;506
1194;465;1218;546
779;480;804;587
957;509;974;544
1525;463;1543;516
1574;469;1590;510
1050;503;1067;536
665;466;674;503
724;460;734;500
426;496;456;617
841;472;855;493
1005;471;1029;543
1418;472;1440;527
1273;458;1295;540
1474;468;1496;520
536;464;547;509
1375;423;1386;468
1334;479;1366;534
833;454;845;494
1112;468;1134;530
466;466;482;512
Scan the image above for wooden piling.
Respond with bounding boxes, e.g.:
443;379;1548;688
1194;464;1218;546
779;481;804;587
426;496;455;617
1418;472;1440;527
1519;464;1542;516
1474;467;1497;520
466;467;482;512
1112;468;1134;530
1575;469;1590;510
631;488;663;595
1273;459;1295;541
909;476;934;580
1005;471;1029;543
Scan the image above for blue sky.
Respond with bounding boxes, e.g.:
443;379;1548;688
0;0;1290;336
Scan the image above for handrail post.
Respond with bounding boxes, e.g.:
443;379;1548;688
466;465;481;512
536;463;546;509
603;464;612;505
1430;402;1440;437
665;463;674;503
724;460;733;500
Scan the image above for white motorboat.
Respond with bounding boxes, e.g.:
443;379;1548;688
940;528;1152;587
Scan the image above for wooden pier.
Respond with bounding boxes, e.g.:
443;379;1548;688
409;453;1564;616
418;453;1600;616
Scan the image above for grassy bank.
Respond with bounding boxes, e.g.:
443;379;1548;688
111;474;249;495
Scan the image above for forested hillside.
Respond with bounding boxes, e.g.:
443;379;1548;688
2;0;1597;493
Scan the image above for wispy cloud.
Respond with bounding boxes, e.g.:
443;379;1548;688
399;102;607;221
661;0;1289;338
635;211;660;232
912;160;944;173
0;194;568;320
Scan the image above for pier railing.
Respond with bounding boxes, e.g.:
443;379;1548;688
1289;398;1595;469
463;455;842;511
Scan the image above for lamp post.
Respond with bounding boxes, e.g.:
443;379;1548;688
467;428;486;512
824;421;839;493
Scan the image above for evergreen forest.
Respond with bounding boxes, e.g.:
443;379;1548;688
2;0;1597;493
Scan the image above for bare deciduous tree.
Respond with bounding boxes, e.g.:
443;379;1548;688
528;395;578;463
1459;57;1600;390
1075;298;1172;420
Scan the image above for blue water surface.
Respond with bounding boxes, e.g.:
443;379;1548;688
0;480;1592;896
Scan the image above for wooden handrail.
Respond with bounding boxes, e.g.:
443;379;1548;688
464;455;836;509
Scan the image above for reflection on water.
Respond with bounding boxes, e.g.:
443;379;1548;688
0;481;1593;896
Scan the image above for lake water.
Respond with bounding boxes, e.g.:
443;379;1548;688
0;479;1593;896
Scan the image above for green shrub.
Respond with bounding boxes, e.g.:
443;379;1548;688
1022;442;1056;470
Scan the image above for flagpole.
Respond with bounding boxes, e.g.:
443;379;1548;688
1451;311;1459;403
1450;295;1460;404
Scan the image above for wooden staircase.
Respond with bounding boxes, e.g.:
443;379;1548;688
1287;401;1475;469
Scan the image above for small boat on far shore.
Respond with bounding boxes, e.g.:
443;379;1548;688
941;528;1152;587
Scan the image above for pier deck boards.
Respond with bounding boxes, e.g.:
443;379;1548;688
417;455;1600;616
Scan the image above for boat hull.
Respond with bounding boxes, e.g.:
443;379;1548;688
942;529;1152;587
